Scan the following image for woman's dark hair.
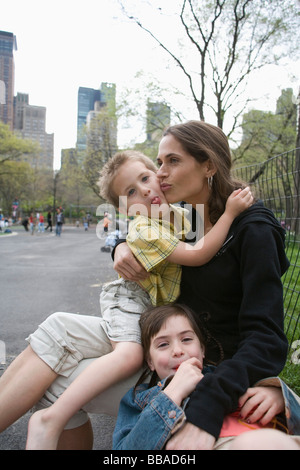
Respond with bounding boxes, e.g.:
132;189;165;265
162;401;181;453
163;121;250;224
135;303;224;390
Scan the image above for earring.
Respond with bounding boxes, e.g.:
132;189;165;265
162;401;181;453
208;176;213;189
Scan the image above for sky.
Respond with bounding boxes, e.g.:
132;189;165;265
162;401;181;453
2;0;299;169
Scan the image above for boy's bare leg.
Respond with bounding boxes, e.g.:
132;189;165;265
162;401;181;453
0;346;57;432
26;342;143;450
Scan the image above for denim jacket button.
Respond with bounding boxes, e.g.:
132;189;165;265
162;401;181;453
168;410;176;419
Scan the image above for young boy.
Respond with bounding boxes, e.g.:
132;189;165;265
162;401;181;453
26;150;253;449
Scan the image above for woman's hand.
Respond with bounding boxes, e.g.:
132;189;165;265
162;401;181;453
166;422;216;450
164;358;203;406
239;386;284;426
113;243;149;281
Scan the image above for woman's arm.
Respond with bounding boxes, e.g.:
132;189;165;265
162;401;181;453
168;220;289;449
167;187;253;266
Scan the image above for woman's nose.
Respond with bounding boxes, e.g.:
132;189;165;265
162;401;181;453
157;164;167;177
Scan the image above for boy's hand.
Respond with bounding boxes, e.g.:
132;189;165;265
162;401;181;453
226;187;253;218
238;386;284;426
163;358;203;406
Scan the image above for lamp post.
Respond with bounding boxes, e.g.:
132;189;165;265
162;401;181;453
52;170;60;231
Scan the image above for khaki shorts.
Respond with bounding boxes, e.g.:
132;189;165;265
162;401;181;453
100;278;152;343
26;279;151;429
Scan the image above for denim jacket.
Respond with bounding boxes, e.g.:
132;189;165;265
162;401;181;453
112;374;300;450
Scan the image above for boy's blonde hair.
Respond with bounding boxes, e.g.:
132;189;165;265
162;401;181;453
98;150;157;208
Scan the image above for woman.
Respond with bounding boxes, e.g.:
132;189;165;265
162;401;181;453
112;121;289;449
0;121;289;450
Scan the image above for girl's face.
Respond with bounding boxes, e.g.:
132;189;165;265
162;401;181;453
156;134;213;207
147;314;205;380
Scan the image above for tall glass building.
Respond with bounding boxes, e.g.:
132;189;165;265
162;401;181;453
76;83;116;151
0;31;17;130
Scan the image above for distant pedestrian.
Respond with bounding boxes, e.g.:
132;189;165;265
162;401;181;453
45;212;52;232
38;214;45;233
21;217;29;232
103;212;110;236
29;213;35;235
55;209;63;237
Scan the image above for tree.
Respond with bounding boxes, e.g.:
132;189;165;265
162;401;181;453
0;121;43;216
83;107;118;197
59;149;100;218
0;121;38;171
233;89;297;165
118;0;299;135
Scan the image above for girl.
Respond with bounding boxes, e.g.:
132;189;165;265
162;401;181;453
113;304;300;450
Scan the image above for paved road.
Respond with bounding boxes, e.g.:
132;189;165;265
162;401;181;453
0;224;119;450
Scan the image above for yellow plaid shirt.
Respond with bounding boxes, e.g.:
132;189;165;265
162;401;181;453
126;205;190;306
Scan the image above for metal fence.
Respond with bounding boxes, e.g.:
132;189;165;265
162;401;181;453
233;148;300;346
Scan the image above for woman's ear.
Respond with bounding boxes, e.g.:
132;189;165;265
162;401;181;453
206;160;217;178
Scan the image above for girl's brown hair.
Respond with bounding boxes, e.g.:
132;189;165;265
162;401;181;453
163;121;249;224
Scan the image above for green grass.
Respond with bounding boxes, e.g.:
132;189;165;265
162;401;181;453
280;241;300;395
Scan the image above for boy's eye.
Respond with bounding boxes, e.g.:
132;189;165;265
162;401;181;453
128;188;135;196
142;175;149;182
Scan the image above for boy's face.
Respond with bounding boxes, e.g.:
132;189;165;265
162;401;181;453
112;160;169;217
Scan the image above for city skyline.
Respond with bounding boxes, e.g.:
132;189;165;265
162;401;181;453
2;0;299;169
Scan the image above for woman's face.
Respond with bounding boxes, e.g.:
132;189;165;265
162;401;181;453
156;134;211;207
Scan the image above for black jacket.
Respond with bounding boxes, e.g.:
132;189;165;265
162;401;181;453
179;201;289;438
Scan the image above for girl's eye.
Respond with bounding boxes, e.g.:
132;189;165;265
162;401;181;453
157;342;168;349
182;337;193;343
142;175;149;182
128;188;135;196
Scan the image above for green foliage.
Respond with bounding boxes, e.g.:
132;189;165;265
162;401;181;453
83;108;118;197
232;89;297;166
0;121;39;167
